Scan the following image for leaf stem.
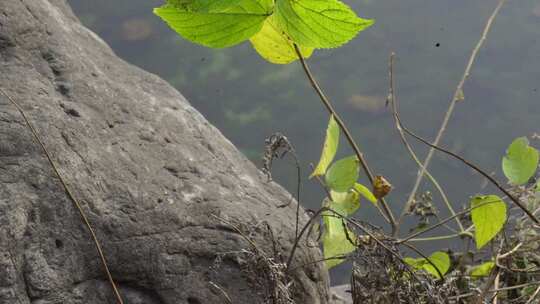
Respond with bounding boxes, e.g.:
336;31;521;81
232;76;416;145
387;53;465;234
293;44;397;234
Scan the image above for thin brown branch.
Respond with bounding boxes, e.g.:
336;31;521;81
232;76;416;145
209;281;233;304
396;118;539;224
387;53;465;235
397;197;503;244
0;88;124;304
293;44;397;233
400;0;507;231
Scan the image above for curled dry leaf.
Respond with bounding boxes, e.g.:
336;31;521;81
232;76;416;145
373;175;392;199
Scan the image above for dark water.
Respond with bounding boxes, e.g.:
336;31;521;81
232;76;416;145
68;0;540;284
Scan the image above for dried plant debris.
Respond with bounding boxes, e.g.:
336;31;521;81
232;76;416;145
348;222;458;304
211;218;295;304
262;132;296;181
407;191;438;230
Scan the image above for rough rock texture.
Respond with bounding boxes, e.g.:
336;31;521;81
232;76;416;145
0;0;330;303
330;285;352;304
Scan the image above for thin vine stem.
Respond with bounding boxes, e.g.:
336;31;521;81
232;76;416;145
0;89;124;304
387;53;465;234
397;119;539;224
399;0;508;232
293;44;397;234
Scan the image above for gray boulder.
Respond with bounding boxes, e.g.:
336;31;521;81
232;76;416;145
0;0;329;303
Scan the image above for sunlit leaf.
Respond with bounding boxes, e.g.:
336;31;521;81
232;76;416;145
405;251;450;279
325;155;359;192
471;195;507;249
154;0;272;48
422;251;451;279
353;183;377;204
274;0;374;48
502;137;539;185
470;261;495;278
250;15;314;64
311;115;339;177
330;189;360;216
322;200;356;269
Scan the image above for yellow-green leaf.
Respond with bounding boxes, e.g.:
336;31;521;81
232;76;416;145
330;189;360;216
311;115;339;177
274;0;374;48
502;137;539;185
471;195;507;249
154;0;272;48
322;202;356;269
250;15;314;64
325;155;359;192
405;251;450;279
353;183;377;205
470;261;495;278
423;251;451;279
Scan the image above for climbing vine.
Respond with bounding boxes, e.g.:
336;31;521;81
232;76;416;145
155;0;540;302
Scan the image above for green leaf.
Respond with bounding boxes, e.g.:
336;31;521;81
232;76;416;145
405;251;450;279
322;201;356;269
330;189;360;216
325;155;359;192
274;0;374;48
470;261;495;278
311;115;339;177
353;183;377;204
250;15;314;64
154;0;272;48
471;195;507;249
502;137;539;185
423;252;451;279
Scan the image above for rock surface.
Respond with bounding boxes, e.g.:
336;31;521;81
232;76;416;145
0;0;329;303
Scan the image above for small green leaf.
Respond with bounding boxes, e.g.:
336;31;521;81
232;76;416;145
311;115;339;178
154;0;272;48
325;155;359;192
423;252;451;279
330;189;360;216
470;261;495;278
322;204;356;269
405;251;450;279
471;195;507;249
353;183;377;204
536;180;540;192
404;257;425;270
502;137;539;185
274;0;374;48
250;15;314;64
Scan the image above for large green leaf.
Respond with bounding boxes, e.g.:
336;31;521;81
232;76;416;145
325;155;359;192
311;115;339;177
502;137;539;185
250;15;314;64
471;195;507;249
322;200;356;269
274;0;374;48
154;0;272;48
404;251;450;279
470;261;495;278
